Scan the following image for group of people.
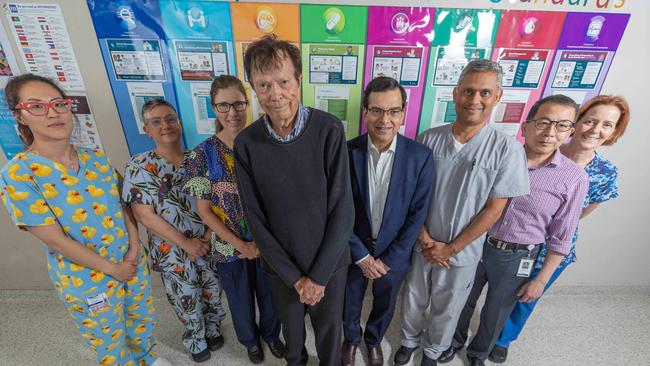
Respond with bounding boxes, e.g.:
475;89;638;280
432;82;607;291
0;34;629;366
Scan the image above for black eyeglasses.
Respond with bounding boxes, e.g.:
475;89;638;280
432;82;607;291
367;106;403;119
526;118;574;132
214;101;248;113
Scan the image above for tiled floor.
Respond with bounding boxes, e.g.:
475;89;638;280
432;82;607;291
1;286;648;365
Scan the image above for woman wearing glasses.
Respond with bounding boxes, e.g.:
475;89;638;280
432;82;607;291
491;95;631;363
182;75;284;364
0;74;169;365
121;99;226;363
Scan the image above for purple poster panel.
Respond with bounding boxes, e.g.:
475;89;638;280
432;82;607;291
543;13;630;105
363;6;435;139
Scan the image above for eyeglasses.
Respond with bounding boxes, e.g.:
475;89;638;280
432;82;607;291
14;98;73;116
367;106;403;119
144;115;179;128
527;118;574;132
214;101;248;113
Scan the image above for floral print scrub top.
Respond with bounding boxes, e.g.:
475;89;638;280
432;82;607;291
122;150;207;272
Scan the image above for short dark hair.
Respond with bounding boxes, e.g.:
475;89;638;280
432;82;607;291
5;73;67;147
526;94;579;122
243;34;301;87
363;76;407;109
141;98;177;121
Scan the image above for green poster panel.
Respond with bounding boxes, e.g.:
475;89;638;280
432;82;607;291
418;9;500;135
301;4;368;139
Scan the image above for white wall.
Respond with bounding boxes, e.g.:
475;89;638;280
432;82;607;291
0;0;647;288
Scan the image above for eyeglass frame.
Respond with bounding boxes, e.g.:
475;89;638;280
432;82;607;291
213;101;249;113
14;98;73;116
526;118;574;132
143;115;180;128
365;106;404;119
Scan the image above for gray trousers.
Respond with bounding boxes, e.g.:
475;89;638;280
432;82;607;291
453;241;541;360
400;249;478;359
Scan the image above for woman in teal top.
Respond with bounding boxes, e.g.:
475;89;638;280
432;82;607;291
0;74;169;366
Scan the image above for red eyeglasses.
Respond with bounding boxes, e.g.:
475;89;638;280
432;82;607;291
14;98;73;116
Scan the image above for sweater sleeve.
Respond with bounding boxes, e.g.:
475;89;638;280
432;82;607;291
307;125;355;286
234;136;304;288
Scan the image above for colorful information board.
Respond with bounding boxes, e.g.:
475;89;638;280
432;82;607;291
363;6;435;139
231;3;300;124
491;11;566;139
300;5;367;139
543;12;629;105
419;8;500;135
160;1;236;148
88;0;178;154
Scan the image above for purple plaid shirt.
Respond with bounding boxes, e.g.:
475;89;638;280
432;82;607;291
488;150;588;255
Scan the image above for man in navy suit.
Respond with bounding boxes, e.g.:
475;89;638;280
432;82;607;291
342;77;434;366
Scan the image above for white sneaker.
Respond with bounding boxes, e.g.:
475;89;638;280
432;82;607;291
151;357;174;366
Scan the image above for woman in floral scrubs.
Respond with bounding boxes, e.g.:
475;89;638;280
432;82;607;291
0;74;169;366
122;99;225;363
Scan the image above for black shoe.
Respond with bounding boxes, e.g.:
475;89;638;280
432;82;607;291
207;335;224;351
421;353;437;366
467;356;485;366
394;346;418;365
247;343;264;364
488;345;508;363
191;348;211;363
437;346;461;364
266;338;286;359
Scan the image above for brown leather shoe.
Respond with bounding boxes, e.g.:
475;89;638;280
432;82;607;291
367;344;384;366
341;341;357;366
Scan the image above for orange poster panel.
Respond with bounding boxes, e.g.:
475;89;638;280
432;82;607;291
231;3;300;42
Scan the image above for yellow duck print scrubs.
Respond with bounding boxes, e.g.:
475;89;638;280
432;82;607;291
0;147;157;366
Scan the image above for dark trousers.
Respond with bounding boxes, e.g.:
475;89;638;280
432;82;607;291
343;264;406;346
215;258;281;348
453;241;541;360
268;266;348;366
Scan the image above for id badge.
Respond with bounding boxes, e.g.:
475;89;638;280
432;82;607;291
516;258;535;278
86;292;111;316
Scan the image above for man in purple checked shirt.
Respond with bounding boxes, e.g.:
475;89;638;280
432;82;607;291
443;95;589;366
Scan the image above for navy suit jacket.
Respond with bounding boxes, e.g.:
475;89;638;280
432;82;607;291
347;133;434;272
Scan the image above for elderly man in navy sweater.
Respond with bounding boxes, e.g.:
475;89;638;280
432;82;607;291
234;34;354;366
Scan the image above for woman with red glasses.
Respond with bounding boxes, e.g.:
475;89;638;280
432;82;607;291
0;74;169;366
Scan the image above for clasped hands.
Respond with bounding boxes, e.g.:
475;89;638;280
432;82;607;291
293;276;325;306
358;256;390;280
418;227;454;269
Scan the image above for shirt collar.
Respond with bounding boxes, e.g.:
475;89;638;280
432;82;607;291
368;134;397;156
263;104;308;142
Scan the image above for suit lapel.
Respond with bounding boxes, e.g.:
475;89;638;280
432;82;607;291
378;135;405;238
352;136;371;224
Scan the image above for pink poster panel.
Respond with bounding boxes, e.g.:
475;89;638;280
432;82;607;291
362;6;435;139
491;11;566;141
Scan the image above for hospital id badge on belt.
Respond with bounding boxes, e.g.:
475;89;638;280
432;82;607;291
516;245;537;278
86;293;111;316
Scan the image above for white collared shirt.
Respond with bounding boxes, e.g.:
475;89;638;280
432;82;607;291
357;135;397;264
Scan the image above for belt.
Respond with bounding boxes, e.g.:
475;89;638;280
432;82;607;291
486;236;538;251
